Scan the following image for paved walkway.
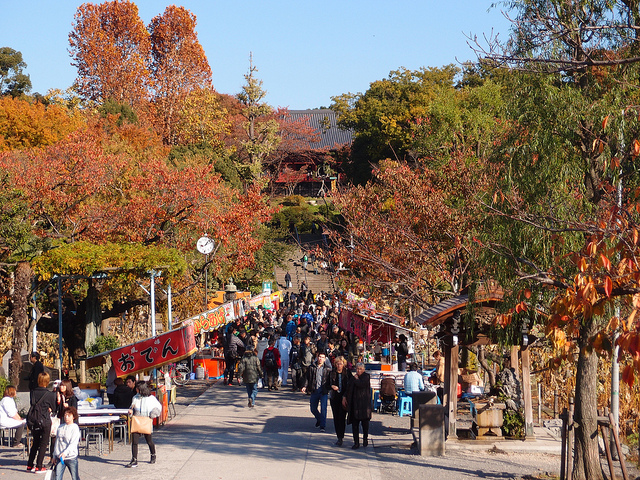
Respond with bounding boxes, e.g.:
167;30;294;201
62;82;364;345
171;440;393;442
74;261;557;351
1;381;570;480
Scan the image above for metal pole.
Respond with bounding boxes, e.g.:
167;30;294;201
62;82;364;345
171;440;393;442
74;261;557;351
204;254;208;309
57;276;63;379
32;295;38;352
150;272;156;337
167;282;173;330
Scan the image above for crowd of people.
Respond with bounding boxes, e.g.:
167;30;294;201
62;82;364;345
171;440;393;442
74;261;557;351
212;290;386;448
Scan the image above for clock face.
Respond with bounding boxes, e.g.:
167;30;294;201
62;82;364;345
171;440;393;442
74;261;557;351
196;236;215;254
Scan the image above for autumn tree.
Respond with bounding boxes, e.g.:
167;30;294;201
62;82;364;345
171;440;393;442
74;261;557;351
149;5;212;144
0;124;274;361
0;47;31;97
472;2;640;478
0;96;85;150
69;0;151;106
332;155;496;312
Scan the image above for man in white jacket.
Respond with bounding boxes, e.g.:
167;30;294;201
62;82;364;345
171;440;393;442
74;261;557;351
276;333;292;387
54;406;81;480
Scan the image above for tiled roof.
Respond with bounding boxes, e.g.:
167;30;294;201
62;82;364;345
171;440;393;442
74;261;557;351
287;109;353;150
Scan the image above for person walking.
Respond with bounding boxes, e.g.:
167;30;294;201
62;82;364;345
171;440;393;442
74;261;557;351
261;338;281;390
328;356;352;446
301;352;332;432
26;372;56;473
53;406;81;480
49;379;77;468
237;347;263;408
284;272;292;289
276;333;292;387
346;362;372;449
126;381;161;468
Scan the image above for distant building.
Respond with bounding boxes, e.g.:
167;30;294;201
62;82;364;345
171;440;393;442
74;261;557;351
273;109;353;197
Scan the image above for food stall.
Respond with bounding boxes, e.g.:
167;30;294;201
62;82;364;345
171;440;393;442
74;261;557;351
108;322;197;424
178;299;246;379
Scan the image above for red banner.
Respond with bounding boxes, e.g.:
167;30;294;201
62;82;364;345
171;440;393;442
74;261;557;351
110;323;197;377
339;309;373;343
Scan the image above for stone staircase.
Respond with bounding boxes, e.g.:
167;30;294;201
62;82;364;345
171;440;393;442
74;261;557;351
273;234;336;295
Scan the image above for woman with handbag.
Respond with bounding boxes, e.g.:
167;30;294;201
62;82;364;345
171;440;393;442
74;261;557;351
126;381;161;468
48;380;77;468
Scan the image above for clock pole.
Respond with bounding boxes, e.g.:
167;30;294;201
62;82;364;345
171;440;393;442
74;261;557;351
204;253;208;309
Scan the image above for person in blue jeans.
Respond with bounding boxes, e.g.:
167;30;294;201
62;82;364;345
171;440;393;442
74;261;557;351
238;347;263;408
301;352;332;431
54;406;81;480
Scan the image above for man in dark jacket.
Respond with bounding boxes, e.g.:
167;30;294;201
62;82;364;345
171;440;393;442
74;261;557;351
225;326;246;386
27;352;44;404
301;352;332;431
112;375;136;408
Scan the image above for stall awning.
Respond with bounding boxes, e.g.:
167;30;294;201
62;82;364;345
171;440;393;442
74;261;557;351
339;306;412;343
86;322;197;377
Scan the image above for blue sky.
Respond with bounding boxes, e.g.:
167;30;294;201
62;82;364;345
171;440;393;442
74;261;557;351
1;1;512;109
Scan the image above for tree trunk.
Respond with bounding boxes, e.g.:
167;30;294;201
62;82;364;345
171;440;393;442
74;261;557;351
572;320;605;480
9;262;31;387
477;345;496;387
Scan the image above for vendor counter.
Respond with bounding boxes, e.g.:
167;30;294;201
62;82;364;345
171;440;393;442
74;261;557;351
194;349;225;379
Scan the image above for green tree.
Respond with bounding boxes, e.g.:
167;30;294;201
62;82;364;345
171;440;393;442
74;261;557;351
0;47;31;97
474;2;640;479
331;66;459;183
236;55;280;181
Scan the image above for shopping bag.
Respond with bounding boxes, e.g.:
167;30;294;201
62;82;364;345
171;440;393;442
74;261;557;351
50;416;60;437
44;465;54;480
130;416;153;435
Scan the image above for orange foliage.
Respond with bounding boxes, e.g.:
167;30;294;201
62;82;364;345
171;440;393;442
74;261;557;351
0;97;85;150
69;0;151;106
0;128;274;273
149;5;212;144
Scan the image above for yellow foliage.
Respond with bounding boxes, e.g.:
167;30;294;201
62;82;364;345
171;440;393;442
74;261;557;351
0;97;85;150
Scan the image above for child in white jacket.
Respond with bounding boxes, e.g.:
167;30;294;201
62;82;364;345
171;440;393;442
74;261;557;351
54;406;81;480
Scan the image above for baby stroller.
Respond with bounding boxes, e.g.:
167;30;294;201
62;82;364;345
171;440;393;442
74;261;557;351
378;375;398;414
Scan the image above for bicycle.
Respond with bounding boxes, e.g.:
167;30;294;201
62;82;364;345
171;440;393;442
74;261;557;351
160;362;191;386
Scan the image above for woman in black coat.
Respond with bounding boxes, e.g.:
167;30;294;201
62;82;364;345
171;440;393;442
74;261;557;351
327;356;352;446
346;362;372;449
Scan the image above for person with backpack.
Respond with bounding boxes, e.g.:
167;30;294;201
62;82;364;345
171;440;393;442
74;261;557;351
261;338;281;391
26;372;56;473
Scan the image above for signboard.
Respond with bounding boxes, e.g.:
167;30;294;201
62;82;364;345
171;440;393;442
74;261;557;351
185;299;245;333
110;323;197;377
339;309;373;343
